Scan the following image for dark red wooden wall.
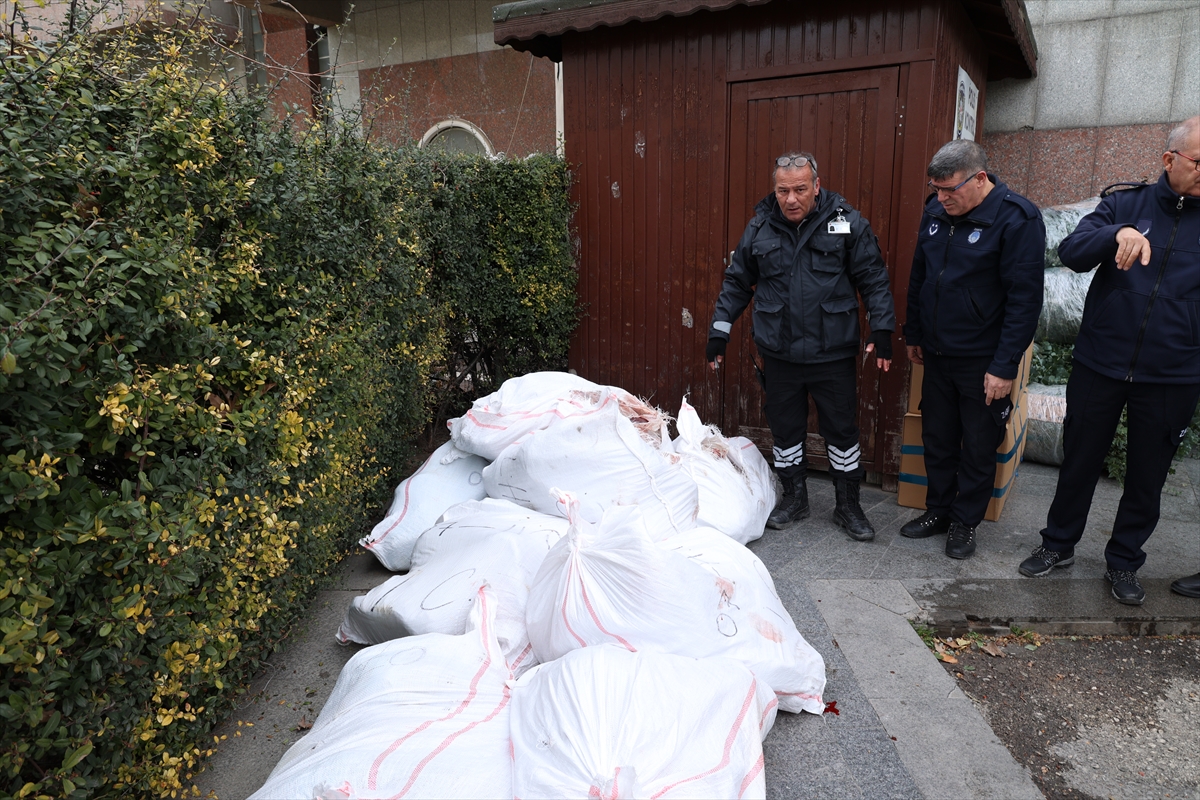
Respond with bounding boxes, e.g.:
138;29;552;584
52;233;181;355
561;0;989;482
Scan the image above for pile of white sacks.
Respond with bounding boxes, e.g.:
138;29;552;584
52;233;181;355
251;372;826;799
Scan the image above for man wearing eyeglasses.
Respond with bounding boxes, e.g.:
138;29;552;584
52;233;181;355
901;140;1045;559
1017;116;1200;605
707;152;895;540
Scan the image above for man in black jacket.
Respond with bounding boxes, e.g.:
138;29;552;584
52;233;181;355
1018;116;1200;605
902;140;1045;559
707;152;895;541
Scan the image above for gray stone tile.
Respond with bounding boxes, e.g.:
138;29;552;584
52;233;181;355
398;1;428;64
1099;10;1185;126
375;3;402;64
833;729;923;800
422;0;452;60
1033;19;1109;129
872;697;1043;799
984;77;1038;132
1041;0;1114;23
1173;11;1200;122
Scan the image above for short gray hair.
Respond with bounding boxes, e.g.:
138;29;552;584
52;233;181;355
1166;116;1200;151
772;151;819;183
927;140;988;180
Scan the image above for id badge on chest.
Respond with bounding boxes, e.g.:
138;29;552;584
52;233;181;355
827;210;850;235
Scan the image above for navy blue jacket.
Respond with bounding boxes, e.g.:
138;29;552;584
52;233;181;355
710;189;895;364
1061;173;1200;384
903;175;1045;380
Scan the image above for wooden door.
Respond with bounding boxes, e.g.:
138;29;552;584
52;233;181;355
721;67;900;475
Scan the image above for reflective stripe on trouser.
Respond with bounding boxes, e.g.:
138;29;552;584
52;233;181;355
760;353;862;478
773;441;804;468
826;443;860;474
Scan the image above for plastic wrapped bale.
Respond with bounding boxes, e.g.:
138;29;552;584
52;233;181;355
1024;383;1068;466
1043;197;1100;270
671;398;775;545
525;491;825;714
338;498;568;674
510;645;777;799
449;371;671;461
1035;267;1095;344
250;587;512;800
358;440;489;571
483;402;699;539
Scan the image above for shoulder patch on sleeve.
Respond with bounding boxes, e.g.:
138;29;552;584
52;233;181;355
1003;191;1040;220
1100;181;1150;198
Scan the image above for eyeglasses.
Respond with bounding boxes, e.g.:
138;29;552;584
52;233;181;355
927;172;981;194
776;155;811;169
1171;150;1200;171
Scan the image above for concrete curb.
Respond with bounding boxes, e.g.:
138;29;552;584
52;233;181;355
809;579;1042;800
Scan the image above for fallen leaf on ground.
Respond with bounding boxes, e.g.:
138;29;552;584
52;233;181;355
823;701;840;716
295;716;313;731
982;643;1005;657
940;654;958;664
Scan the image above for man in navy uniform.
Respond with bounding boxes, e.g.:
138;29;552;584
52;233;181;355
902;140;1045;559
707;152;895;540
1018;116;1200;605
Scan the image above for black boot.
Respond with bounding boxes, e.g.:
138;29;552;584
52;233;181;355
766;473;810;529
833;476;875;541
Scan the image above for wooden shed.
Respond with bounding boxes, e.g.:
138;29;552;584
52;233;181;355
494;0;1037;485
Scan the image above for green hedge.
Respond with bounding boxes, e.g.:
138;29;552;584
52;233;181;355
0;23;575;799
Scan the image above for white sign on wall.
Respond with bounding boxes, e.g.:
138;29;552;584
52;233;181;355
954;67;978;141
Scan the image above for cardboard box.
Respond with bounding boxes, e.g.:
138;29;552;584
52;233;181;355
907;343;1031;414
897;398;1027;521
908;363;923;413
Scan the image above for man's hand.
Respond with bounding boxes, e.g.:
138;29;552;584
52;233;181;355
906;344;924;366
706;338;727;371
983;372;1013;405
1115;226;1152;271
865;330;892;372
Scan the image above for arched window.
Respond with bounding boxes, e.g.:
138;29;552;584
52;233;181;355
419;119;494;156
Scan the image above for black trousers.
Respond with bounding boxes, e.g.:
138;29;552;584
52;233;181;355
921;352;1010;528
1042;361;1200;572
760;354;862;478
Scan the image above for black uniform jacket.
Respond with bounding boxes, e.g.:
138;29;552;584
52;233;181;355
903;175;1045;380
709;189;896;365
1060;173;1200;384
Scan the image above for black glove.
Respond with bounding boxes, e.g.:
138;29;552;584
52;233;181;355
706;337;727;364
868;329;893;361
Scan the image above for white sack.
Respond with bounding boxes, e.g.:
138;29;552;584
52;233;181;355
510;645;776;799
338;498;567;674
359;440;488;572
483;402;698;538
661;527;826;715
250;587;512;800
526;493;825;713
525;496;717;663
672;398;774;544
449;371;672;461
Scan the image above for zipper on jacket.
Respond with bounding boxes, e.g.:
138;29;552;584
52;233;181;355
1125;211;1182;380
932;222;955;354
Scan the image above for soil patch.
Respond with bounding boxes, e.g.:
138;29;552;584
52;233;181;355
927;630;1200;799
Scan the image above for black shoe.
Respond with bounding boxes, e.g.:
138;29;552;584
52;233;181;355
900;510;950;539
1170;572;1200;598
1018;545;1075;577
766;475;809;529
1105;568;1145;605
944;521;976;559
832;477;875;541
